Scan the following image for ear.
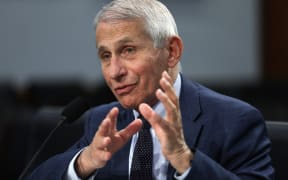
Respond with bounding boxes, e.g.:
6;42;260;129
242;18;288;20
166;36;183;68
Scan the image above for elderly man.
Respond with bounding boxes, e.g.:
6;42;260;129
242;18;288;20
28;0;274;179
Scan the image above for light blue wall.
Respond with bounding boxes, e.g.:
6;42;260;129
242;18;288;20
0;0;260;87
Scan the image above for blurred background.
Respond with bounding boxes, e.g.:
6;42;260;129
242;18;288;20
0;0;287;179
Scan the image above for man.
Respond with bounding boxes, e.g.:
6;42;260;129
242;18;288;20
28;0;274;179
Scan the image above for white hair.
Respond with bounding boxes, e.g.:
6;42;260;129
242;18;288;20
93;0;178;48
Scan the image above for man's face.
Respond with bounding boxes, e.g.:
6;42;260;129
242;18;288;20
96;20;169;109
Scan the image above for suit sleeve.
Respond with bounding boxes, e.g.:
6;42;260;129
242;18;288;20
26;110;98;180
184;109;274;180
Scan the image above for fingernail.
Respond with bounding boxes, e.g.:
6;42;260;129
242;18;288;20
162;70;168;76
157;89;164;96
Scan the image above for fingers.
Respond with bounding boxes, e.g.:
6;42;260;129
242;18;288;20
139;103;169;130
83;107;120;169
91;107;119;155
82;107;143;172
93;107;142;155
100;106;141;143
156;89;177;123
138;103;156;123
156;71;179;123
97;107;118;137
160;71;178;106
118;118;142;140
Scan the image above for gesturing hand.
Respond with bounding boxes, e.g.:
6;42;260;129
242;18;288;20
76;107;142;178
139;71;193;174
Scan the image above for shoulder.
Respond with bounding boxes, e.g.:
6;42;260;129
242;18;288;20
89;101;121;117
83;101;121;132
181;76;264;129
86;101;127;125
182;76;259;115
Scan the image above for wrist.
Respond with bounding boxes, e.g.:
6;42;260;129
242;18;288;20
74;147;96;179
169;146;193;174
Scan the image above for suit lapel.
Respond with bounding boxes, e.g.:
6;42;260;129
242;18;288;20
180;76;203;149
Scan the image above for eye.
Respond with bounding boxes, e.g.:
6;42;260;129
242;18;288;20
125;47;135;53
99;52;111;62
121;46;136;58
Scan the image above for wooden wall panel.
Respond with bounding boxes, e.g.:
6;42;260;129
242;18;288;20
262;0;288;80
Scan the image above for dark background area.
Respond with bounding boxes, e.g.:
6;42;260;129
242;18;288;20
0;0;288;179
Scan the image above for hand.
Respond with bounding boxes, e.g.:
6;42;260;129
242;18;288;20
76;107;142;178
139;71;193;174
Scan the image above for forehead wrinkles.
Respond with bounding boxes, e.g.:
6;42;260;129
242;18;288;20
96;20;151;47
97;37;134;53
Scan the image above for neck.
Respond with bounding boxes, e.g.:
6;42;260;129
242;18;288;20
168;67;179;84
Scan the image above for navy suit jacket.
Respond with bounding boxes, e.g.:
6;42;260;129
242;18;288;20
28;76;274;179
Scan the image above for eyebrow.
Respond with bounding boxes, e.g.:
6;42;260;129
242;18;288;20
97;37;135;53
97;46;107;54
117;37;134;45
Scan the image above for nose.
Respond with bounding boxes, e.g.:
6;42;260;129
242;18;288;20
109;56;127;80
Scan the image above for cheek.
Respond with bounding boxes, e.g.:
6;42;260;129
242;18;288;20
138;58;167;86
102;69;111;85
140;67;162;90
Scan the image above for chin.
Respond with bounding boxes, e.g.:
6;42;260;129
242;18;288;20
120;103;138;110
118;99;139;109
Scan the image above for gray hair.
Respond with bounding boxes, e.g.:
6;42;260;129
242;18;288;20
93;0;178;48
